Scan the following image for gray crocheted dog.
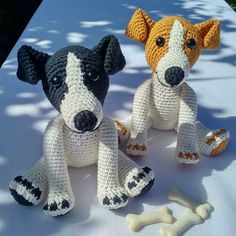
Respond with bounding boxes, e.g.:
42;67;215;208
9;35;155;216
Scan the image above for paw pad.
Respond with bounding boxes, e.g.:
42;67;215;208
125;166;155;197
9;176;43;206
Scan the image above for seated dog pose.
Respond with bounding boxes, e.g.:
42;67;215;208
9;35;155;216
114;9;229;165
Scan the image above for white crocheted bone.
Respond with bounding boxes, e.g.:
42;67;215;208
126;207;174;232
159;209;202;236
167;186;214;219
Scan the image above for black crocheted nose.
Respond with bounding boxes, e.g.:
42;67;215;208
164;66;185;86
74;110;98;132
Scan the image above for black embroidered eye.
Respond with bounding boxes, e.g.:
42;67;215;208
156;37;165;47
92;75;99;82
50;76;62;86
87;72;99;82
186;38;196;49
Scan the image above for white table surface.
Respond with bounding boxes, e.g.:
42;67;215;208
0;0;236;235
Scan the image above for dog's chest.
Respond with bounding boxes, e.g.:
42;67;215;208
63;126;99;167
150;84;181;130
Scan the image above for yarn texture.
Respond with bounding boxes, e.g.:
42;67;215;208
9;35;155;216
115;9;229;165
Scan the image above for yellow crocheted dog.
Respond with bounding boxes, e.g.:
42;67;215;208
114;9;229;165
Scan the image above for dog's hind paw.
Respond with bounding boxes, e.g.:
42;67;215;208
9;175;44;206
124;166;155;197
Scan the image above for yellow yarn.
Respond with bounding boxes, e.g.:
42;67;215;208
125;8;221;71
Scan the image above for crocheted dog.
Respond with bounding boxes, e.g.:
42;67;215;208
114;9;229;165
9;35;155;216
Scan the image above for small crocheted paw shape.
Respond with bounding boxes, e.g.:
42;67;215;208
176;151;200;165
9;175;46;206
126;137;148;157
199;128;230;157
97;186;129;209
43;191;75;217
124;166;155;197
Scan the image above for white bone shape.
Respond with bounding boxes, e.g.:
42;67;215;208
167;186;214;219
126;207;174;232
160;209;202;236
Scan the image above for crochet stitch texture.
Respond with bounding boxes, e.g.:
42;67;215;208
9;35;155;216
115;9;229;165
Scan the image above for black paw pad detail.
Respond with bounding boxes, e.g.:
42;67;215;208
128;181;137;190
113;195;122;204
121;194;128;202
61;199;70;209
142;167;151;174
9;188;33;206
43;199;70;212
133;172;145;182
10;176;42;206
137;178;155;197
102;196;110;205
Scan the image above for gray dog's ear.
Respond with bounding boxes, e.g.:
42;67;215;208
93;35;126;75
17;45;50;84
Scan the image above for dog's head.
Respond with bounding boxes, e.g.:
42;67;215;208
126;9;220;87
17;35;125;132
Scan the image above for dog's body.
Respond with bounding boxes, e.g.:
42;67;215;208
115;10;229;165
9;35;155;216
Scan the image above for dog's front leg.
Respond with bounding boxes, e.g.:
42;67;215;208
176;84;199;165
97;117;129;209
43;115;75;216
126;79;152;157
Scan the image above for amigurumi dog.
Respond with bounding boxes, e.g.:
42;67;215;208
114;9;229;165
9;35;155;216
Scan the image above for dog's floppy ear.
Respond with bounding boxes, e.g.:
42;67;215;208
93;35;125;75
125;8;155;44
17;45;50;84
195;19;220;50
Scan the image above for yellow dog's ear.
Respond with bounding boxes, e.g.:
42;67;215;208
125;8;155;44
195;19;220;50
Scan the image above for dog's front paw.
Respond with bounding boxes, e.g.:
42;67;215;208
43;192;75;217
125;166;155;197
98;186;129;210
9;176;45;206
113;120;130;146
126;138;148;157
176;150;200;165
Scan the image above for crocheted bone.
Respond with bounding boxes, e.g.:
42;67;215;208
115;9;229;164
167;186;214;220
9;35;155;217
126;207;174;232
159;209;202;236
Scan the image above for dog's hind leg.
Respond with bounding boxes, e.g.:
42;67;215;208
9;157;48;206
196;121;229;156
118;151;155;198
